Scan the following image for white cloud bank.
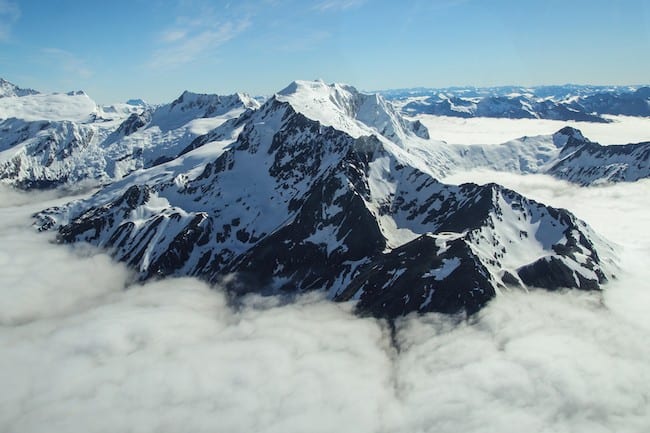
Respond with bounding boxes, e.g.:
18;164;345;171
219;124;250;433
149;14;250;69
417;114;650;145
1;174;650;433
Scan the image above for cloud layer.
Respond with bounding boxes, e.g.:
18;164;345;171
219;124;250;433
1;175;650;433
314;0;366;12
149;14;250;69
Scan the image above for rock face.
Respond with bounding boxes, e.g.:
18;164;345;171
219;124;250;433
36;81;614;319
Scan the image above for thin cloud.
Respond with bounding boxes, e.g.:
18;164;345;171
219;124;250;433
0;0;20;42
430;0;471;9
41;48;93;80
277;30;330;52
149;16;250;69
314;0;365;12
160;29;187;43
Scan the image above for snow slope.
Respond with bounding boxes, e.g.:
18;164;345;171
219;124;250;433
277;80;429;145
0;87;258;189
0;78;39;98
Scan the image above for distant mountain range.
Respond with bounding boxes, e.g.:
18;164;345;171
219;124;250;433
381;84;650;122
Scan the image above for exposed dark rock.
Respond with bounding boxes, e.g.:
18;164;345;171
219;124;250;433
35;86;613;319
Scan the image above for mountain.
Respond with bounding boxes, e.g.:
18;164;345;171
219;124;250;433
400;94;608;122
379;84;641;100
275;80;430;144
408;126;650;186
2;78;648;191
0;89;99;123
125;98;148;107
0;86;259;189
0;78;40;98
572;87;650;117
36;80;614;319
545;128;650;184
385;84;650;122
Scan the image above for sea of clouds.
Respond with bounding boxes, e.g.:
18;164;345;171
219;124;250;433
417;115;650;145
1;174;649;433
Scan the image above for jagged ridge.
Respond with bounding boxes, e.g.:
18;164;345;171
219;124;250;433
0;88;258;189
36;82;615;319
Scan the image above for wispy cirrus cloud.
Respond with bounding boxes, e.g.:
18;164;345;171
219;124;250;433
314;0;366;12
427;0;472;11
160;29;188;43
0;0;20;42
277;30;330;52
148;14;250;69
41;48;93;79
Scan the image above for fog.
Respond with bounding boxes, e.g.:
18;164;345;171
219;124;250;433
417;115;650;145
1;176;649;433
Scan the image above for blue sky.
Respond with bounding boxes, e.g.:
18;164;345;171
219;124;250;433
1;0;648;104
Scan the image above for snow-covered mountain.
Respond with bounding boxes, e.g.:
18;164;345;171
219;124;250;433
401;94;608;122
276;80;429;144
2;78;648;190
36;80;615;319
546;129;650;184
0;78;39;98
0;82;259;189
387;85;650;122
575;87;650;117
410;126;650;186
379;84;642;100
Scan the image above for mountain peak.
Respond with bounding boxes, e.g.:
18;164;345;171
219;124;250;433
170;90;259;112
275;80;429;144
553;126;589;148
0;77;40;98
126;98;148;107
36;95;613;318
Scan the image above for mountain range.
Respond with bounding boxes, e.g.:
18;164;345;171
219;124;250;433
1;77;647;318
2;79;648;191
385;85;650;122
0;82;258;189
0;78;39;98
